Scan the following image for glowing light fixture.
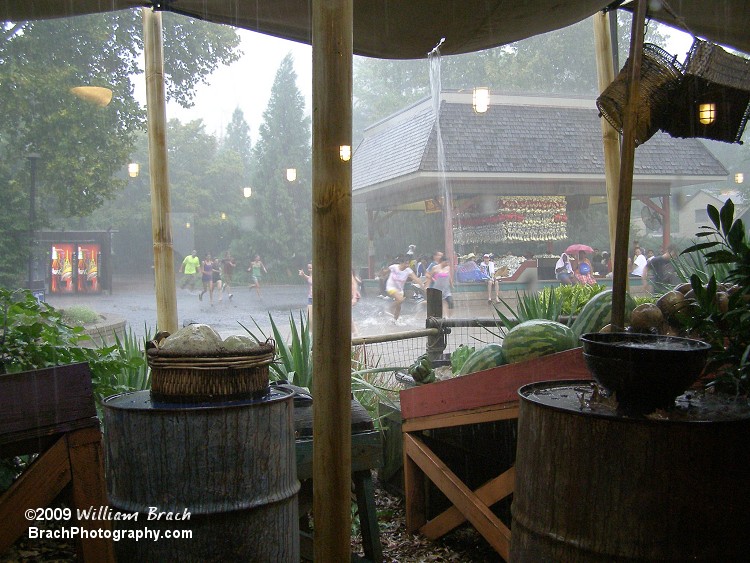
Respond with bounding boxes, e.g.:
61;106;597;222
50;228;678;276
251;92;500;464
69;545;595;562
220;212;227;220
128;162;140;178
286;168;297;182
698;103;716;125
185;222;191;229
70;86;113;107
339;145;352;162
473;87;490;113
243;187;252;198
736;173;744;184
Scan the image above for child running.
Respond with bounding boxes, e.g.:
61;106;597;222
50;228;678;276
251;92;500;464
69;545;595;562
386;255;425;324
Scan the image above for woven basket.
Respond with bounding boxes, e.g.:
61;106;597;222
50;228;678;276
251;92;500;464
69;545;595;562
662;39;750;144
147;336;275;403
596;43;683;146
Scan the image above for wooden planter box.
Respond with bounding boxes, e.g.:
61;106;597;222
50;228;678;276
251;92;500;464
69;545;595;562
399;348;592;560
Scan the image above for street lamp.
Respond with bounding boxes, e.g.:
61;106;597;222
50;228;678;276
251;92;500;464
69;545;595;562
27;153;41;290
128;162;140;178
286;168;297;182
243;187;252;198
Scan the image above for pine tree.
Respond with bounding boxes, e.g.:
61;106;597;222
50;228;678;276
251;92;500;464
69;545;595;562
247;54;311;278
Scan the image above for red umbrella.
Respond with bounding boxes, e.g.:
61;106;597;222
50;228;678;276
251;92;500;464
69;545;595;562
565;243;594;255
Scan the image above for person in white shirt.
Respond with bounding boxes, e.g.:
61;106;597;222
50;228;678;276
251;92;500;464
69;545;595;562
631;247;648;277
386;255;425;323
479;253;499;303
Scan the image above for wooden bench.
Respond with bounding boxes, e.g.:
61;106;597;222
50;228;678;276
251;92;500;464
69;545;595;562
294;396;382;563
0;363;114;561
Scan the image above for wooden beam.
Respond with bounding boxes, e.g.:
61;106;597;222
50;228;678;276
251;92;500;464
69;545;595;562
0;437;71;551
611;0;648;329
143;8;178;334
421;466;515;539
404;433;511;559
311;0;353;560
402;403;519;432
593;10;621;254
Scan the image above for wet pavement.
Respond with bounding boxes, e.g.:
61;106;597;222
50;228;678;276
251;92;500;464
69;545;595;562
44;275;492;341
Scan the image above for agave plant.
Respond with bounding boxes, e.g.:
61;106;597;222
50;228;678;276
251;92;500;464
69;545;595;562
241;311;313;390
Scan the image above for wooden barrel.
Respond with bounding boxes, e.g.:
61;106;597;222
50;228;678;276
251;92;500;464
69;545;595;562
103;388;299;562
511;380;750;562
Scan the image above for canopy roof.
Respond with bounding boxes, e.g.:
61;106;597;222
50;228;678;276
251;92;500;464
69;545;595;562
3;1;749;58
352;93;728;209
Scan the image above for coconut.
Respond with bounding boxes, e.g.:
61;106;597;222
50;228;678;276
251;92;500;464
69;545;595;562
656;290;687;323
630;303;664;333
158;323;223;354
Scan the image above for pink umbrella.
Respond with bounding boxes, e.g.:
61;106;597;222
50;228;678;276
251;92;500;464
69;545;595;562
565;243;594;255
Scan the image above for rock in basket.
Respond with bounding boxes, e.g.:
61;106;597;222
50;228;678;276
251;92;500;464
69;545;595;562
147;336;276;403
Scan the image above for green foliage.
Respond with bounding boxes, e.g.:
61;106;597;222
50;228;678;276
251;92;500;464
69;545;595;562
242;54;312;279
450;344;475;374
539;284;607;316
90;326;151;407
60;305;101;326
241;312;313;390
682;199;750;393
491;289;567;332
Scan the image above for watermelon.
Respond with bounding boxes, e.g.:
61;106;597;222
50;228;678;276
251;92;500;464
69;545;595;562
458;344;506;375
570;289;637;338
502;320;577;364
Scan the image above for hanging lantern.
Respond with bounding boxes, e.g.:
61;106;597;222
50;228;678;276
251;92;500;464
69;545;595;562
339;145;351;161
286;168;297;182
735;173;744;184
698;102;716;124
243;187;252;198
472;87;490;113
128;162;140;178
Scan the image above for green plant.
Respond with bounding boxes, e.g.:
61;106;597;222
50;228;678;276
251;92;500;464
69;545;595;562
90;326;151;405
241;312;313;389
682;199;750;394
59;305;101;326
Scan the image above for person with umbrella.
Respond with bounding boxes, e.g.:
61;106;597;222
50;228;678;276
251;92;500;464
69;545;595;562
574;251;597;285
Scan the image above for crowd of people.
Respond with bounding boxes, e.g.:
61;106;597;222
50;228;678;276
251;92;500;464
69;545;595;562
177;250;240;305
554;243;679;290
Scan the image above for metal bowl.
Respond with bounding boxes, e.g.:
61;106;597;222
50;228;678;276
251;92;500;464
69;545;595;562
580;332;712;414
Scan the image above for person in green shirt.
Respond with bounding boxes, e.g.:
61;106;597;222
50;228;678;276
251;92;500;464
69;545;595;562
179;250;200;291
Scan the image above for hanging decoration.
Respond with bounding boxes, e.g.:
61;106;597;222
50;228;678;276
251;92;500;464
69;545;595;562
453;195;567;244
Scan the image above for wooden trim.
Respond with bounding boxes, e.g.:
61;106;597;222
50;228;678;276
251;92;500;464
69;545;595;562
400;347;590;420
402;403;519;432
421;466;515;539
404;433;511;559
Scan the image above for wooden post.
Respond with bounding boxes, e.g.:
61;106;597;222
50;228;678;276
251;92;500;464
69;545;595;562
143;8;178;334
662;195;671;250
593;11;621;254
367;208;376;278
611;0;647;329
311;0;353;560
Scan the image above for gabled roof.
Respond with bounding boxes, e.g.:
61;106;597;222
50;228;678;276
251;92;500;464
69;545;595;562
353;93;728;208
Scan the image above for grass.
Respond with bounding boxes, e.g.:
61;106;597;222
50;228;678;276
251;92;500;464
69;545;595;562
59;305;101;326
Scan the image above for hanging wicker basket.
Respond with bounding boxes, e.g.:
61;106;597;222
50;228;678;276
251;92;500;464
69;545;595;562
661;39;750;144
147;333;276;403
596;43;684;146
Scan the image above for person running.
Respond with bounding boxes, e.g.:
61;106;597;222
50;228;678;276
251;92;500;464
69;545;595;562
430;255;454;317
179;250;200;292
299;262;313;329
198;254;216;304
248;255;268;297
386;255;425;324
220;251;236;301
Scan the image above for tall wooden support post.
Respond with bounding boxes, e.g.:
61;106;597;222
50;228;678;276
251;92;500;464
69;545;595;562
425;288;446;363
593;11;621;254
143;8;177;334
367;208;376;278
312;1;353;560
611;0;647;329
662;195;671;250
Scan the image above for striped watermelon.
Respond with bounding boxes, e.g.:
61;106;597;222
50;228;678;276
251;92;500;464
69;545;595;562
458;344;506;375
570;289;637;338
502;320;577;364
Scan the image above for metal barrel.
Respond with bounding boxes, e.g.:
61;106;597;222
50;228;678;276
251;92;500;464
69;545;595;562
511;380;750;562
103;389;299;562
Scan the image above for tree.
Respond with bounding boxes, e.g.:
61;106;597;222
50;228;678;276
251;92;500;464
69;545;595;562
243;53;311;279
0;10;241;287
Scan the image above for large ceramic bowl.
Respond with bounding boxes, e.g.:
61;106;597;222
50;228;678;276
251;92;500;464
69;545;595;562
580;332;712;414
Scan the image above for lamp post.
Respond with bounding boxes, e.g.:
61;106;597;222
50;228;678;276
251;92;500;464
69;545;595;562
27;153;41;290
